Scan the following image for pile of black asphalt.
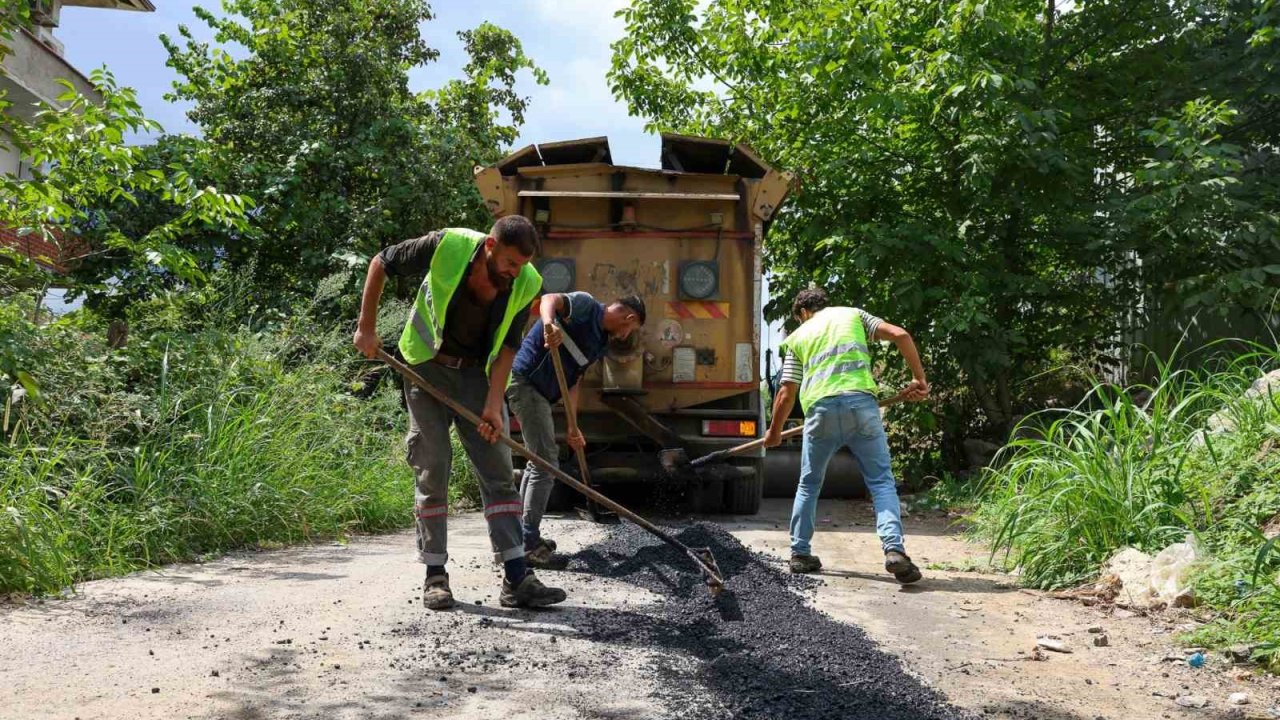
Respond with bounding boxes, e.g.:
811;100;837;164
564;522;976;720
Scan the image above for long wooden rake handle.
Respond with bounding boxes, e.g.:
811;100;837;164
376;349;726;592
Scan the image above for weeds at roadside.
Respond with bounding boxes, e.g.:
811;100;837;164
0;284;479;596
968;341;1280;669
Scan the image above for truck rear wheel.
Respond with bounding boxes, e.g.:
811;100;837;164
725;460;764;515
689;476;725;514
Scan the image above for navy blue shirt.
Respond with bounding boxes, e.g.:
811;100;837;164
512;292;608;402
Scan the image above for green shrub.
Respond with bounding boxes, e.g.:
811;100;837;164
970;342;1280;667
0;322;414;594
0;284;484;595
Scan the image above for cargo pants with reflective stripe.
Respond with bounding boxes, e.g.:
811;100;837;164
404;361;524;566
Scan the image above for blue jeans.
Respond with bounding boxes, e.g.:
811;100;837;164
791;392;905;557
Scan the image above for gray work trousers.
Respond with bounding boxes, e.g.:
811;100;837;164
404;360;524;565
504;376;558;550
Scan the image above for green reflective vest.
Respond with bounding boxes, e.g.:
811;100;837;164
397;228;542;373
779;306;877;411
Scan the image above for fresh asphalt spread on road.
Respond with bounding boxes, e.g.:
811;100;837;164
561;521;975;720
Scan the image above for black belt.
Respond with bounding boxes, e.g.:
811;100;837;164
430;351;482;369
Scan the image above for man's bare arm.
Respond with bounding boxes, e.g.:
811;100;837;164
540;293;567;348
873;322;929;399
353;256;386;359
764;382;800;447
566;380;585;451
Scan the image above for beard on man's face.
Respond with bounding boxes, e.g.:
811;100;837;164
485;253;514;292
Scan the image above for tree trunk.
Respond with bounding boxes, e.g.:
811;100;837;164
967;367;1006;429
996;371;1013;435
1041;0;1055;85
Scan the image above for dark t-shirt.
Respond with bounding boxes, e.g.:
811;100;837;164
378;231;527;360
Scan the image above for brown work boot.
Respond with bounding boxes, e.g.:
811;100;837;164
524;538;557;568
789;554;823;574
422;573;455;610
884;550;922;584
499;570;567;608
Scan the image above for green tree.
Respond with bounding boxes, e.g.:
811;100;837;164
611;0;1280;464
162;0;547;293
57;133;259;319
0;42;251;393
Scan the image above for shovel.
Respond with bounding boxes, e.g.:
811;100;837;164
661;426;805;476
660;389;914;478
376;349;726;595
547;341;618;524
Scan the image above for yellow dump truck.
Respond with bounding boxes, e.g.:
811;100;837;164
477;134;792;514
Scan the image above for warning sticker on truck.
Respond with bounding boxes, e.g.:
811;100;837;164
735;343;753;383
672;347;696;383
658;319;682;349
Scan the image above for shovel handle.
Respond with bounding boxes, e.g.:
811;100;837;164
692;389;913;467
547;340;593;488
691;426;803;467
376;349;724;589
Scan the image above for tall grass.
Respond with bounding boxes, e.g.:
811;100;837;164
971;341;1280;665
0;326;418;595
975;342;1279;586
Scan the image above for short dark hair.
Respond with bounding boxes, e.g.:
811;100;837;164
791;287;829;318
616;295;646;325
491;215;540;256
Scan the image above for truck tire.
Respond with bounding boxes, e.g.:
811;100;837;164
689;476;725;514
725;460;764;515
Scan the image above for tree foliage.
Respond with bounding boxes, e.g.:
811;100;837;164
161;0;547;292
1;6;251;394
611;0;1280;455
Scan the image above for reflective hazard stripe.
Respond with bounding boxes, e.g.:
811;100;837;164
409;305;437;350
415;504;448;519
806;341;869;368
801;360;870;391
484;502;523;518
665;301;730;319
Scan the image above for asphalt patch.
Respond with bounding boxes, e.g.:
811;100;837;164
566;522;975;720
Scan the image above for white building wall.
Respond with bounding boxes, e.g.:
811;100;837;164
0;128;20;178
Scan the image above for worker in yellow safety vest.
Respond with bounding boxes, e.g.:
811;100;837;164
764;286;930;583
353;216;568;610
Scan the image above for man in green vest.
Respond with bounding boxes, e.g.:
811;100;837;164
763;287;930;583
353;215;568;610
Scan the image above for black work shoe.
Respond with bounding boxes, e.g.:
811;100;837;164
500;570;567;608
789;554;823;574
524;538;557;568
885;550;923;584
422;573;455;610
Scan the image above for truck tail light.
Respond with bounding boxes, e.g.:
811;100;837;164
701;420;757;438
